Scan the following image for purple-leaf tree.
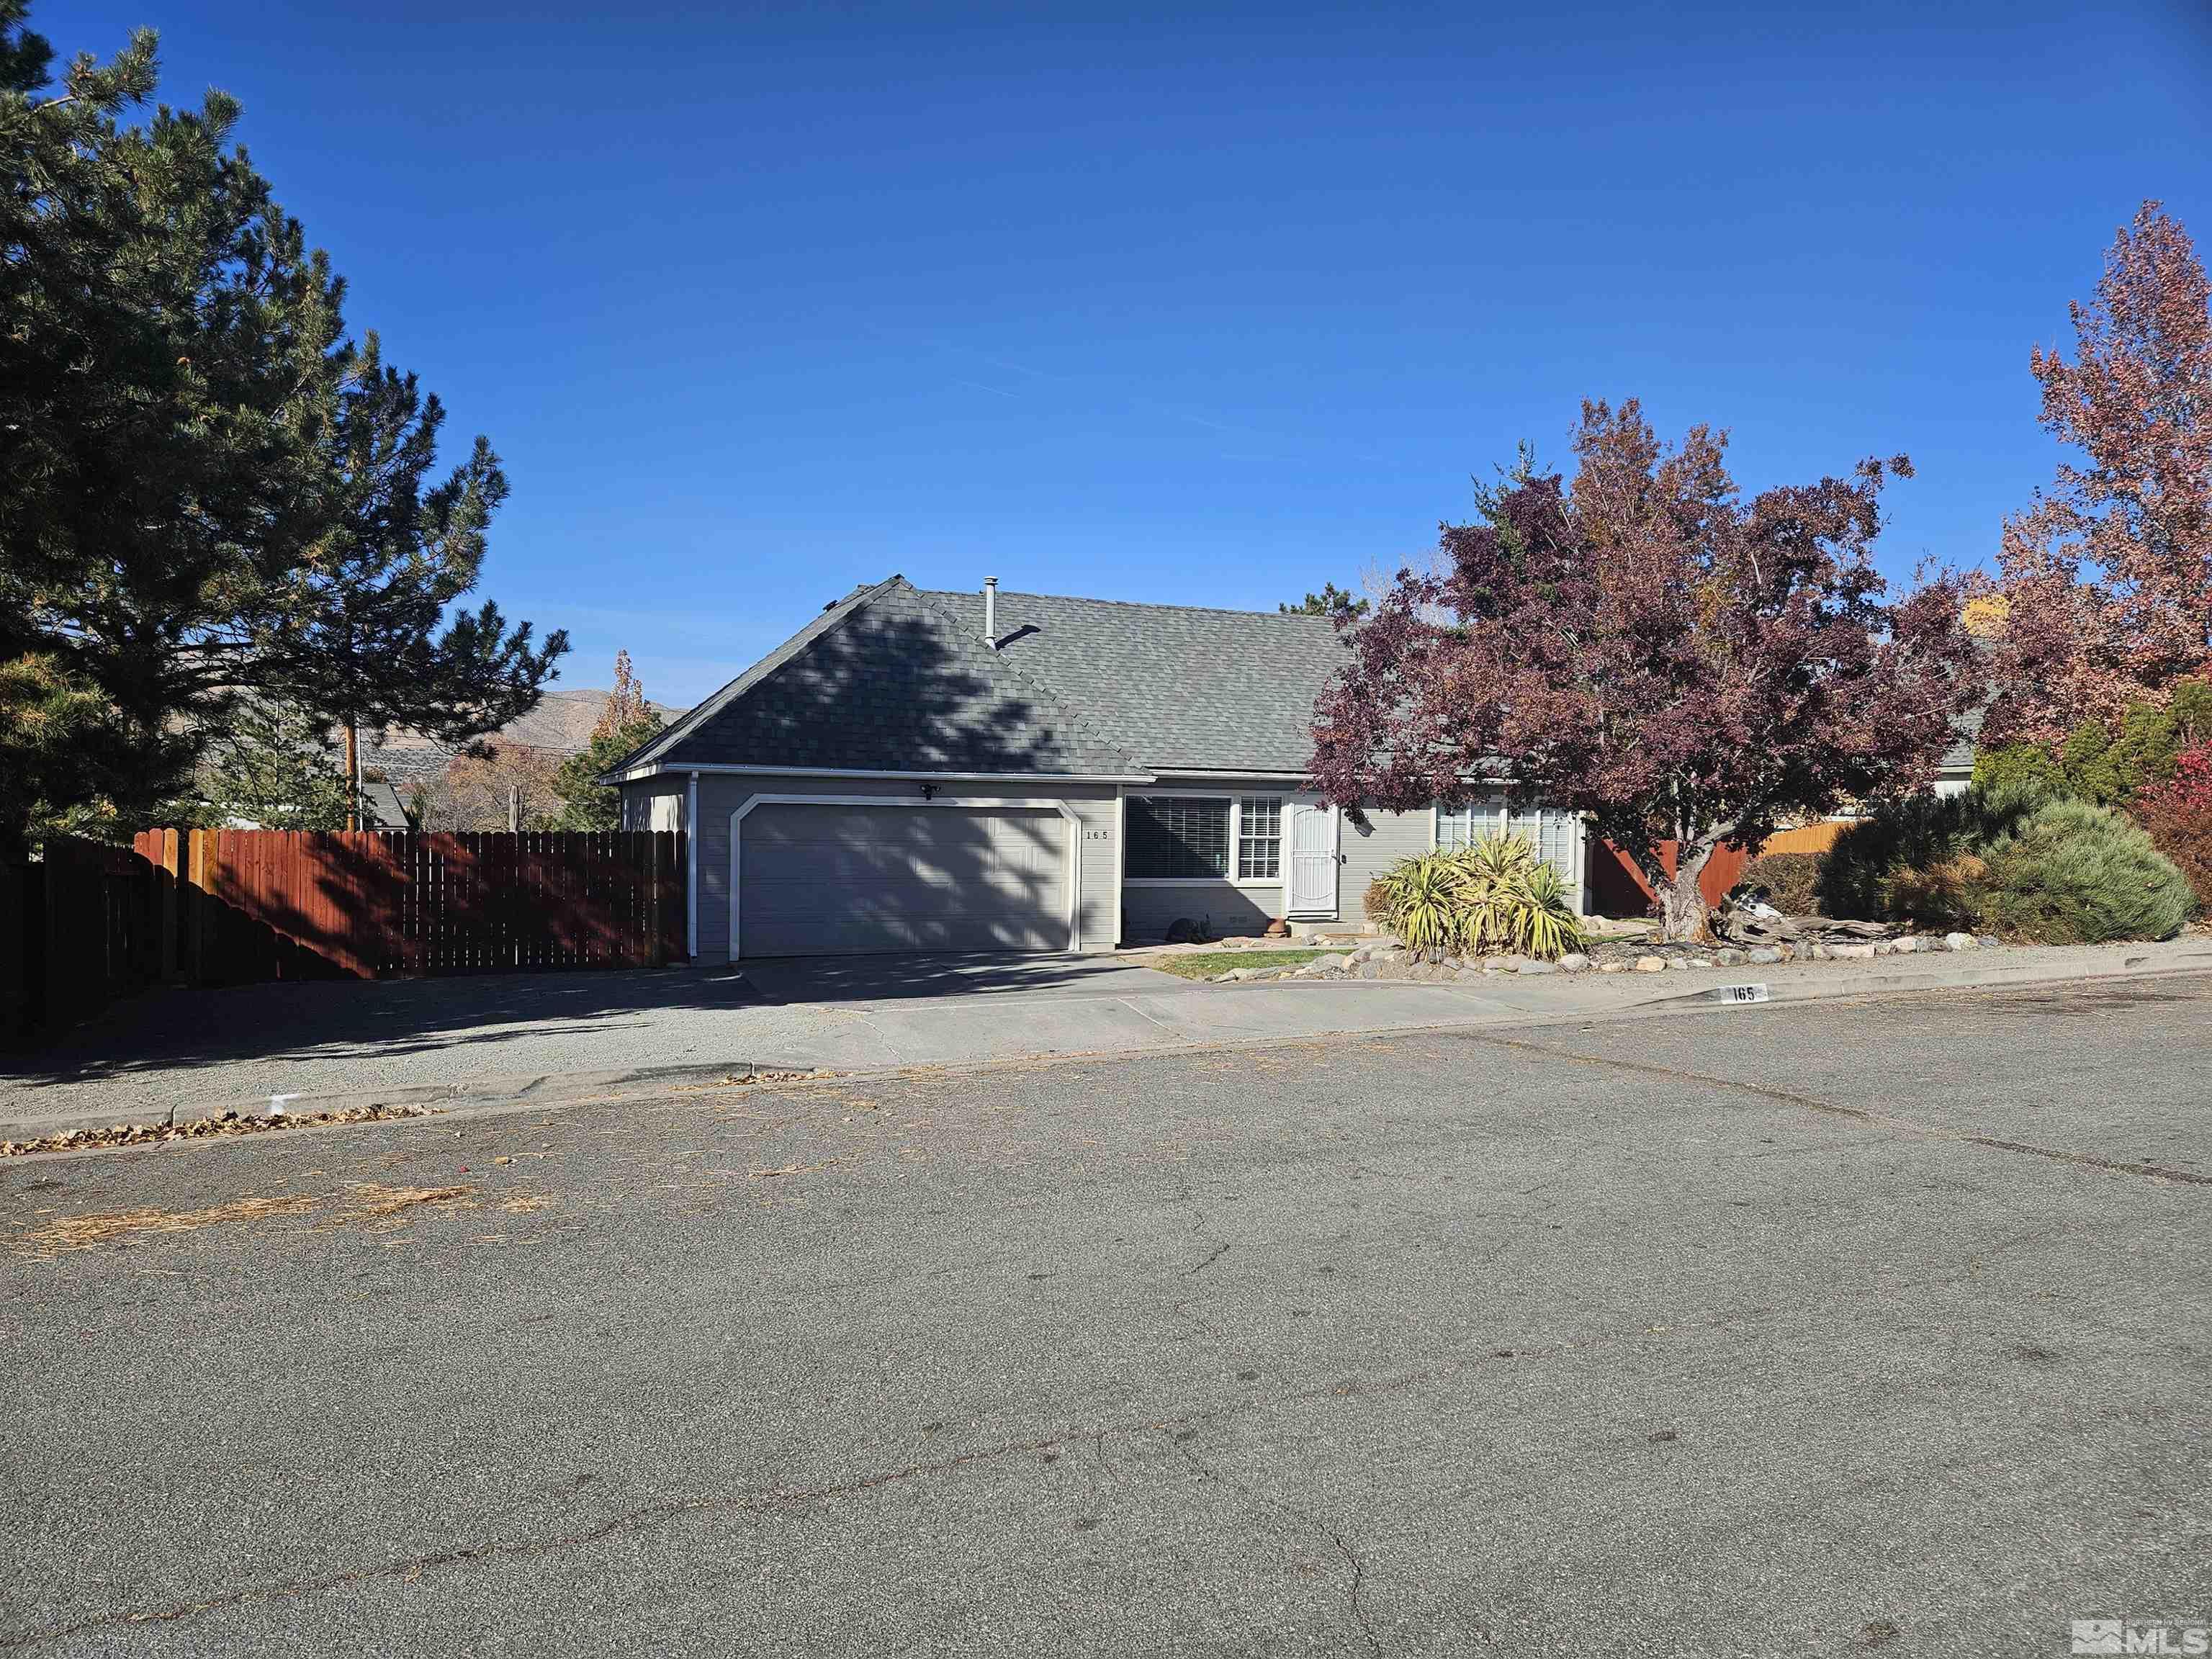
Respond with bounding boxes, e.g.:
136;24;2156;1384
1309;400;1984;941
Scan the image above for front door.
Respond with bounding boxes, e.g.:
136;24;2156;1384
1285;801;1336;917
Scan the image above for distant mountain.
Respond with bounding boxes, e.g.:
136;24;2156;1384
356;688;680;786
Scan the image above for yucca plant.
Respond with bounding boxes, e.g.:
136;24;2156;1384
1370;849;1467;951
1447;834;1539;952
1508;860;1586;959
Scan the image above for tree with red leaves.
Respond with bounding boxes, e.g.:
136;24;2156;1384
1309;401;1983;941
1987;202;2212;742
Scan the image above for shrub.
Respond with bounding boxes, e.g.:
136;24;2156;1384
1733;852;1822;915
2053;678;2212;806
1367;835;1586;959
1972;742;2069;810
1369;850;1464;950
1976;798;2193;943
1816;793;1985;919
2131;745;2212;914
1882;854;1991;932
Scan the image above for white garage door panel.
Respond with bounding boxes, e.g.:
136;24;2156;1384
738;804;1069;957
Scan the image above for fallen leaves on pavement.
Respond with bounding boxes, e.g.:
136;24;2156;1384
1;1103;441;1159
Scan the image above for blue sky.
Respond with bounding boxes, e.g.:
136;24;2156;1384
56;0;2212;705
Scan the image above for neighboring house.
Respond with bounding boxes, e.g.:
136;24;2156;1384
1933;703;1985;799
604;575;1588;960
354;687;680;797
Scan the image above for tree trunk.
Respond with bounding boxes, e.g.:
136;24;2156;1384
343;723;360;832
1659;842;1715;943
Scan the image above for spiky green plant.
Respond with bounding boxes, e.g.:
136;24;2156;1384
1447;833;1539;951
1510;860;1587;958
1371;850;1467;951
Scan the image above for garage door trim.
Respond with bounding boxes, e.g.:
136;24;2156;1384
728;794;1081;962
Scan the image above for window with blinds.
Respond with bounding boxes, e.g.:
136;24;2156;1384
1125;796;1231;879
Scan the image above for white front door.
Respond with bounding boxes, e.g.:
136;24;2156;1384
1285;802;1336;917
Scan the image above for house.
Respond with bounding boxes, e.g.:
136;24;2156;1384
605;576;1588;960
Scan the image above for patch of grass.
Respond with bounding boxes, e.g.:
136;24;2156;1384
1142;948;1324;981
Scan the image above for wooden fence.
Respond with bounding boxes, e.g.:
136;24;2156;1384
2;830;686;1045
0;838;167;1043
1586;820;1847;918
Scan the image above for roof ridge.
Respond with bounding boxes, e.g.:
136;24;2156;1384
896;581;1147;773
601;574;907;778
915;586;1342;624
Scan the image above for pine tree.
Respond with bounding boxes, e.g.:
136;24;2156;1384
551;653;665;830
256;333;565;826
0;1;564;848
187;700;354;830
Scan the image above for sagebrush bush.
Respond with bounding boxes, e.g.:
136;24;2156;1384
1976;798;2193;944
1733;852;1822;915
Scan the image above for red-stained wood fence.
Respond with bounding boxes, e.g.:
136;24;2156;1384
136;829;687;983
1585;820;1848;918
3;830;686;1044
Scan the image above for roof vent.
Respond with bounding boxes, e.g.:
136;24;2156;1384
983;576;999;649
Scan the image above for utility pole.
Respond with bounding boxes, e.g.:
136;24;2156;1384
345;722;360;832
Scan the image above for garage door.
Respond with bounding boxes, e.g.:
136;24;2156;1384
736;803;1070;958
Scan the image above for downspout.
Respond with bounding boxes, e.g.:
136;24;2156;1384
685;770;700;961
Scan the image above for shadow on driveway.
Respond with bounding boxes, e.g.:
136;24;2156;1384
0;966;765;1091
732;952;1187;1004
0;953;1194;1095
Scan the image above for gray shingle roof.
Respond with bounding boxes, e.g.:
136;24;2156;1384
917;587;1346;773
613;577;1145;777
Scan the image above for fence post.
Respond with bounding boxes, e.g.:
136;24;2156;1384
156;828;181;981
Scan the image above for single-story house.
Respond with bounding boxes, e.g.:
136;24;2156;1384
604;576;1589;960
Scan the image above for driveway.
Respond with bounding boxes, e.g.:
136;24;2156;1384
4;976;2208;1654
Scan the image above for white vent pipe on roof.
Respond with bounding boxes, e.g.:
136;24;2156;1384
984;576;999;647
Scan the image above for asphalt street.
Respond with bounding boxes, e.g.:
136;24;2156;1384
4;975;2209;1655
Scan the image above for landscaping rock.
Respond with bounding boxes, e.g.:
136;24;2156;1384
1310;953;1352;974
1977;935;2001;950
1557;953;1591;973
1686;957;1715;969
1358;961;1381;980
1455;966;1485;982
1632;956;1668;973
1748;947;1781;965
1517;961;1559;976
1804;944;1829;961
1944;932;1977;951
1717;948;1744;966
1597;961;1626;973
1830;942;1878;960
